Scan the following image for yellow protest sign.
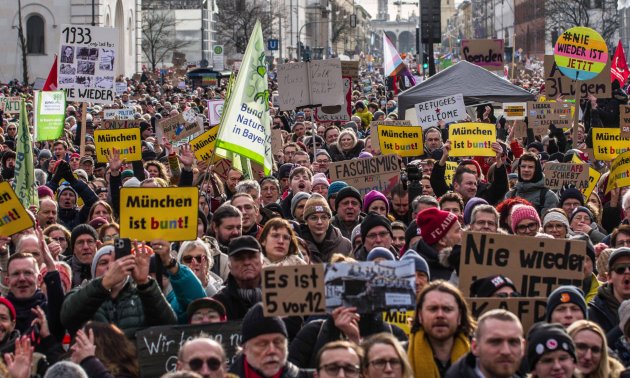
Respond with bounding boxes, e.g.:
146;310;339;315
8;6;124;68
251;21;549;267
377;125;424;157
0;182;34;236
190;126;219;161
444;161;458;186
119;187;198;241
383;310;414;336
570;154;600;200
94;128;142;163
592;128;630;161
605;151;630;194
448;123;496;157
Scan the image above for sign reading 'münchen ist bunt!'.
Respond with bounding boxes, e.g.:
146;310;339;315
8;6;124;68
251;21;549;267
553;26;608;81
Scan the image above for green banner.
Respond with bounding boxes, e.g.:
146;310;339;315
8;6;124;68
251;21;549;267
34;90;65;142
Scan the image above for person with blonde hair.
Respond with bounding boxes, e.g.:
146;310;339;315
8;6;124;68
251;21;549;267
362;333;413;378
567;320;625;378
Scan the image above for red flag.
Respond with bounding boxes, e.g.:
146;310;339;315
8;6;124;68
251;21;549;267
611;40;629;86
42;54;57;91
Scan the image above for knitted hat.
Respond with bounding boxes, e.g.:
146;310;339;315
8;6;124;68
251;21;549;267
123;177;141;188
291;192;311;217
363;190;389;214
360;213;392;242
89;217;108;230
526;323;576;372
401;250;430;279
38;149;52;160
278;163;296;180
527;141;544;152
366;247;395;262
358;151;373;159
608;247;630;270
37;185;54;199
187;298;227;323
463;197;488;225
311;173;329;188
70;224;98;253
510;205;540;232
404;220;421;247
91;245;114;278
335;186;362;208
545;286;587;322
559;188;584;207
315;149;331;160
57;185;78;202
121;170;134;180
416;207;458;246
569;206;594;224
542;211;570;231
619;299;630;336
470;275;518;297
241;303;288;343
327;181;348;200
303;194;332;220
351;225;362;244
0;297;16;321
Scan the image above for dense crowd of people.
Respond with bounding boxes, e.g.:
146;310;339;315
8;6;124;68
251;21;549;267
0;55;628;378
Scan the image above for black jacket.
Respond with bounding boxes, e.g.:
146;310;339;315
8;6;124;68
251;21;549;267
48;177;99;230
446;352;523;378
327;140;365;162
587;283;620;334
411;239;455;281
212;274;260;320
229;353;309;378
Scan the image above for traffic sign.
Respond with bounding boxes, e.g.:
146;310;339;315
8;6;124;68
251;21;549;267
268;39;279;51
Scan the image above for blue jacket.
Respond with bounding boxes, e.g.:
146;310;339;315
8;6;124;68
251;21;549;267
165;264;206;323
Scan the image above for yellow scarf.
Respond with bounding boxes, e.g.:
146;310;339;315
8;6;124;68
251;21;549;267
407;328;470;378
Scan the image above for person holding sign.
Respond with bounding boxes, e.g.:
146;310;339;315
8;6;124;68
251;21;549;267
48;160;99;230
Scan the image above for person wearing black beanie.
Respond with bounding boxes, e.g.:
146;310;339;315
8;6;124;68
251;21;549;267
545;286;587;328
559;188;584;216
332;186;364;239
526;322;577;376
354;212;396;261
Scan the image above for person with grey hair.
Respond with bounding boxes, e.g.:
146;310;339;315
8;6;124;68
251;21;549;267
411;195;439;220
469;204;500;233
236;179;262;204
177;238;223;296
44;361;88;378
34;168;48;186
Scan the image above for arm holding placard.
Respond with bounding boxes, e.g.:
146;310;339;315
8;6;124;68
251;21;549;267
177;144;194;187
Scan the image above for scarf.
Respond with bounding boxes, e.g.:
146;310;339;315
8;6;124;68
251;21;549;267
243;356;283;378
408;328;470;378
237;287;262;307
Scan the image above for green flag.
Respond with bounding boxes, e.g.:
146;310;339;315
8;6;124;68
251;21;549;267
14;99;38;209
215;20;272;175
34;90;65;141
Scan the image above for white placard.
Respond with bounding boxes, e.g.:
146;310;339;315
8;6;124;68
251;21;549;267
115;82;127;96
103;108;135;120
414;94;466;129
503;102;527;120
277;58;343;110
207;100;224;125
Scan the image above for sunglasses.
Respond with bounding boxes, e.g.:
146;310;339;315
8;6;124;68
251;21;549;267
182;255;206;264
612;264;630;275
187;357;222;371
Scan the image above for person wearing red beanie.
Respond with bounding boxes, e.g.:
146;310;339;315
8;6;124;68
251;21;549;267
416;207;461;248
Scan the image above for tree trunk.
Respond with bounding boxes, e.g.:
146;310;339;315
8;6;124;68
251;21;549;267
17;0;29;85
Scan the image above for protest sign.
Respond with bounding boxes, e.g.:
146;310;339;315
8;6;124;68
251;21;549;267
207;100;224;125
503;102;526;120
377;125;424;157
383;310;414;336
605;151;630;193
448;123;496;157
94;128;141;163
414;94;466;129
103;108;135;121
527;101;572;129
0;97;21;114
461;39;504;70
262;264;326;317
34;91;65;142
190;126;219;161
340;60;360;78
58;25;118;104
0;182;35;237
544;55;611;99
157;113;202;144
369;119;412;149
119;187;198;241
467;297;547;333
324;260;415;314
592;128;630;161
620;105;630;138
459;231;586;297
543;162;589;190
315;77;352;122
115;82;127;96
136;321;242;378
570;154;600;199
444;161;458;186
328;154;401;196
271;128;283;155
554;26;608;81
276;58;344;110
513;120;528;139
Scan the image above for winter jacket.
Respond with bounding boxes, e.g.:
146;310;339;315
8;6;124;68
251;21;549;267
212;274;261;320
582;272;601;304
79;356;136;378
229;353;309;378
288;315;407;369
332;214;364;240
61;277;177;338
299;224;352;263
67;254;92;287
165;264;207;324
588;283;620;334
327;140;365;162
610;330;630;367
431;161;509;206
411;239;455;281
48;177;99;230
505;178;559;215
446;351;522;378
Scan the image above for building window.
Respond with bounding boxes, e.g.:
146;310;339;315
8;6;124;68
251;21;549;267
27;14;45;54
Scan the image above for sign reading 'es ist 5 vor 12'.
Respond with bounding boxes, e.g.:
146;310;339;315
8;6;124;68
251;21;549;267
262;264;326;317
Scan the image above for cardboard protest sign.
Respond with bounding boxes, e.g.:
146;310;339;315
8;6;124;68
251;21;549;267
513;120;528;139
136;321;242;378
503;102;526;120
414;94;466;129
340;60;360;79
0;182;35;237
328;154;401;197
554;26;608;81
315;77;352;122
377;125;424;157
271;128;283;155
570;154;600;199
369;120;412;150
444;161;458;186
527;101;572;129
58;25;118;104
448;123;496;157
207;100;224;125
467;297;547;334
157;112;202;144
276;58;344;110
0;97;21;114
103;108;135;121
592;128;630;161
383;310;414;336
461;39;504;70
324;260;415;314
620;105;630;138
605;150;630;193
190;126;219;161
543;162;589;190
544;55;611;99
119;187;198;241
262;264;326;317
34;91;65;142
94;128;141;162
459;231;586;297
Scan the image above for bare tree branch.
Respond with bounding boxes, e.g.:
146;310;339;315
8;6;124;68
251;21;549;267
546;0;618;49
141;9;192;71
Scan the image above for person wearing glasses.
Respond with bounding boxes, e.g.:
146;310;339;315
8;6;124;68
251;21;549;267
610;225;630;249
567;320;626;378
361;333;413;378
510;205;544;237
589;248;630;334
177;337;228;378
468;204;501;233
545;286;587;329
177;238;223;297
314;340;363;378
